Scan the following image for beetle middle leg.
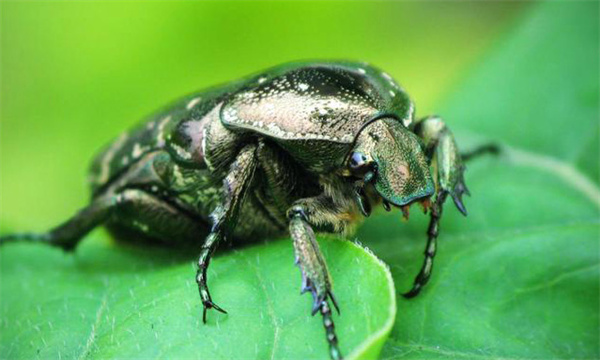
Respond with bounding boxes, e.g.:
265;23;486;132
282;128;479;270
402;191;447;298
198;144;258;323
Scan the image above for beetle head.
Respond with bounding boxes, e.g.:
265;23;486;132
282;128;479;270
347;117;434;217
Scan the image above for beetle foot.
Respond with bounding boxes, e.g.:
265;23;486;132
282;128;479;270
319;299;344;360
202;299;228;324
402;275;426;298
0;232;77;252
301;276;340;315
449;169;469;216
317;289;340;315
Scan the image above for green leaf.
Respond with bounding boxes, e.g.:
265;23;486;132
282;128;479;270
357;2;600;359
1;2;597;359
0;236;395;359
0;2;522;359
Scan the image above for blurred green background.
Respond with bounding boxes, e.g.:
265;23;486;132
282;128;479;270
2;1;599;359
0;0;523;227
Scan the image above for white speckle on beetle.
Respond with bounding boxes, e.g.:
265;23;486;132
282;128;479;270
95;132;128;184
357;68;366;74
186;97;202;110
298;82;309;91
156;115;171;147
389;90;395;97
258;76;267;84
171;143;192;160
341;134;353;142
403;102;415;127
133;220;149;233
173;164;189;187
131;143;143;158
242;92;255;100
151;185;158;193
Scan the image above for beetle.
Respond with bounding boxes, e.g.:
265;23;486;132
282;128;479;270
0;61;496;360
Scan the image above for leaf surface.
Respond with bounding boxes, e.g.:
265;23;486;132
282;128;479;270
0;237;395;359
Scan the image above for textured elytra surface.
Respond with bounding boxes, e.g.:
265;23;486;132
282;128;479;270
222;63;412;144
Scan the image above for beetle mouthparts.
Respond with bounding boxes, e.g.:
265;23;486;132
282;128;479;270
382;200;392;212
400;205;410;221
399;196;432;221
419;197;432;214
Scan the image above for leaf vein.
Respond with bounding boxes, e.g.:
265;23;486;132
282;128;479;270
77;293;108;360
505;146;600;208
239;253;282;360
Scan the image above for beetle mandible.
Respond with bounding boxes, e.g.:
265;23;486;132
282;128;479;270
0;61;496;360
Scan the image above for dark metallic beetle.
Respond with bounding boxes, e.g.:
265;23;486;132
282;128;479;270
0;61;495;360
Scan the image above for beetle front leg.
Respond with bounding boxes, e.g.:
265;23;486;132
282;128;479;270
402;191;447;298
197;144;258;323
288;204;343;360
403;116;468;298
414;116;469;214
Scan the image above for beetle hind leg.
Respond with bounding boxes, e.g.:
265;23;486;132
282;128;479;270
0;187;208;251
0;195;115;251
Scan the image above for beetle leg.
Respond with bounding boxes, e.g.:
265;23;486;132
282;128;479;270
414;116;469;215
0;187;210;251
256;139;300;217
197;144;258;323
404;116;470;298
402;140;500;298
0;195;116;251
288;206;343;360
461;143;501;163
402;191;447;298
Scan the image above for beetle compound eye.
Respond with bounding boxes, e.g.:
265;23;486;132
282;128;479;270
348;152;372;178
